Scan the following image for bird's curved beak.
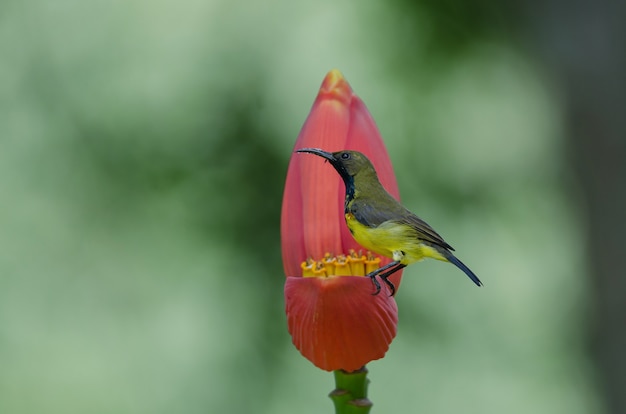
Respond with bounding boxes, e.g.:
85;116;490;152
296;148;336;162
295;148;351;184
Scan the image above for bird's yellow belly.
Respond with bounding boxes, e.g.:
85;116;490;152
345;213;447;264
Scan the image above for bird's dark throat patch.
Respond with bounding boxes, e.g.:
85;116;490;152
343;176;355;213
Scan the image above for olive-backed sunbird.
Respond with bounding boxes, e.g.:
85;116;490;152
296;148;482;296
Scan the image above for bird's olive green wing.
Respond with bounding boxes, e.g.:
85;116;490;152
348;198;402;227
350;199;454;251
396;213;454;251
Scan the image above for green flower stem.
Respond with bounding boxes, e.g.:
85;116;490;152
329;367;372;414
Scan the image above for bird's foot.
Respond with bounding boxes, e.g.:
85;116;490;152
380;275;396;297
369;274;382;296
366;260;405;296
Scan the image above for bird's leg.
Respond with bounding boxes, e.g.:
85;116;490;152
369;274;382;296
366;261;402;296
377;264;406;297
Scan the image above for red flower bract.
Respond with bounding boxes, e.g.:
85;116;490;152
285;276;398;372
281;69;403;372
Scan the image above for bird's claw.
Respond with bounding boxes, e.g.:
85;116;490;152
369;274;382;296
369;274;396;296
381;275;396;297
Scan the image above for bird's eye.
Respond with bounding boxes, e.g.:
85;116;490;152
341;153;351;160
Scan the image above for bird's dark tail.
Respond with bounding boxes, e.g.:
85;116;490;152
446;253;482;287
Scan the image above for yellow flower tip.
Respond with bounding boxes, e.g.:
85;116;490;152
365;252;381;274
322;253;336;276
313;261;327;277
334;259;352;276
301;251;380;277
347;249;366;276
319;69;352;103
301;258;316;277
325;68;344;83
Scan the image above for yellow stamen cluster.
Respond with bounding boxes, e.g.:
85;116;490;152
301;249;381;278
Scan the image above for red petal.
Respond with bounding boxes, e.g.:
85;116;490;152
282;70;404;283
285;276;398;372
281;71;353;275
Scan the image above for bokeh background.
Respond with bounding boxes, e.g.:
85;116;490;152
1;0;624;413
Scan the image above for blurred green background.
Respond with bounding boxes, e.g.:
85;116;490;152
1;0;624;413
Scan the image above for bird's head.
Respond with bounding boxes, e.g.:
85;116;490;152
295;148;376;184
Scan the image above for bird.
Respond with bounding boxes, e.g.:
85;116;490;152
296;148;482;296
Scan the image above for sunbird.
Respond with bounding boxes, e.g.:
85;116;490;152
297;148;482;296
